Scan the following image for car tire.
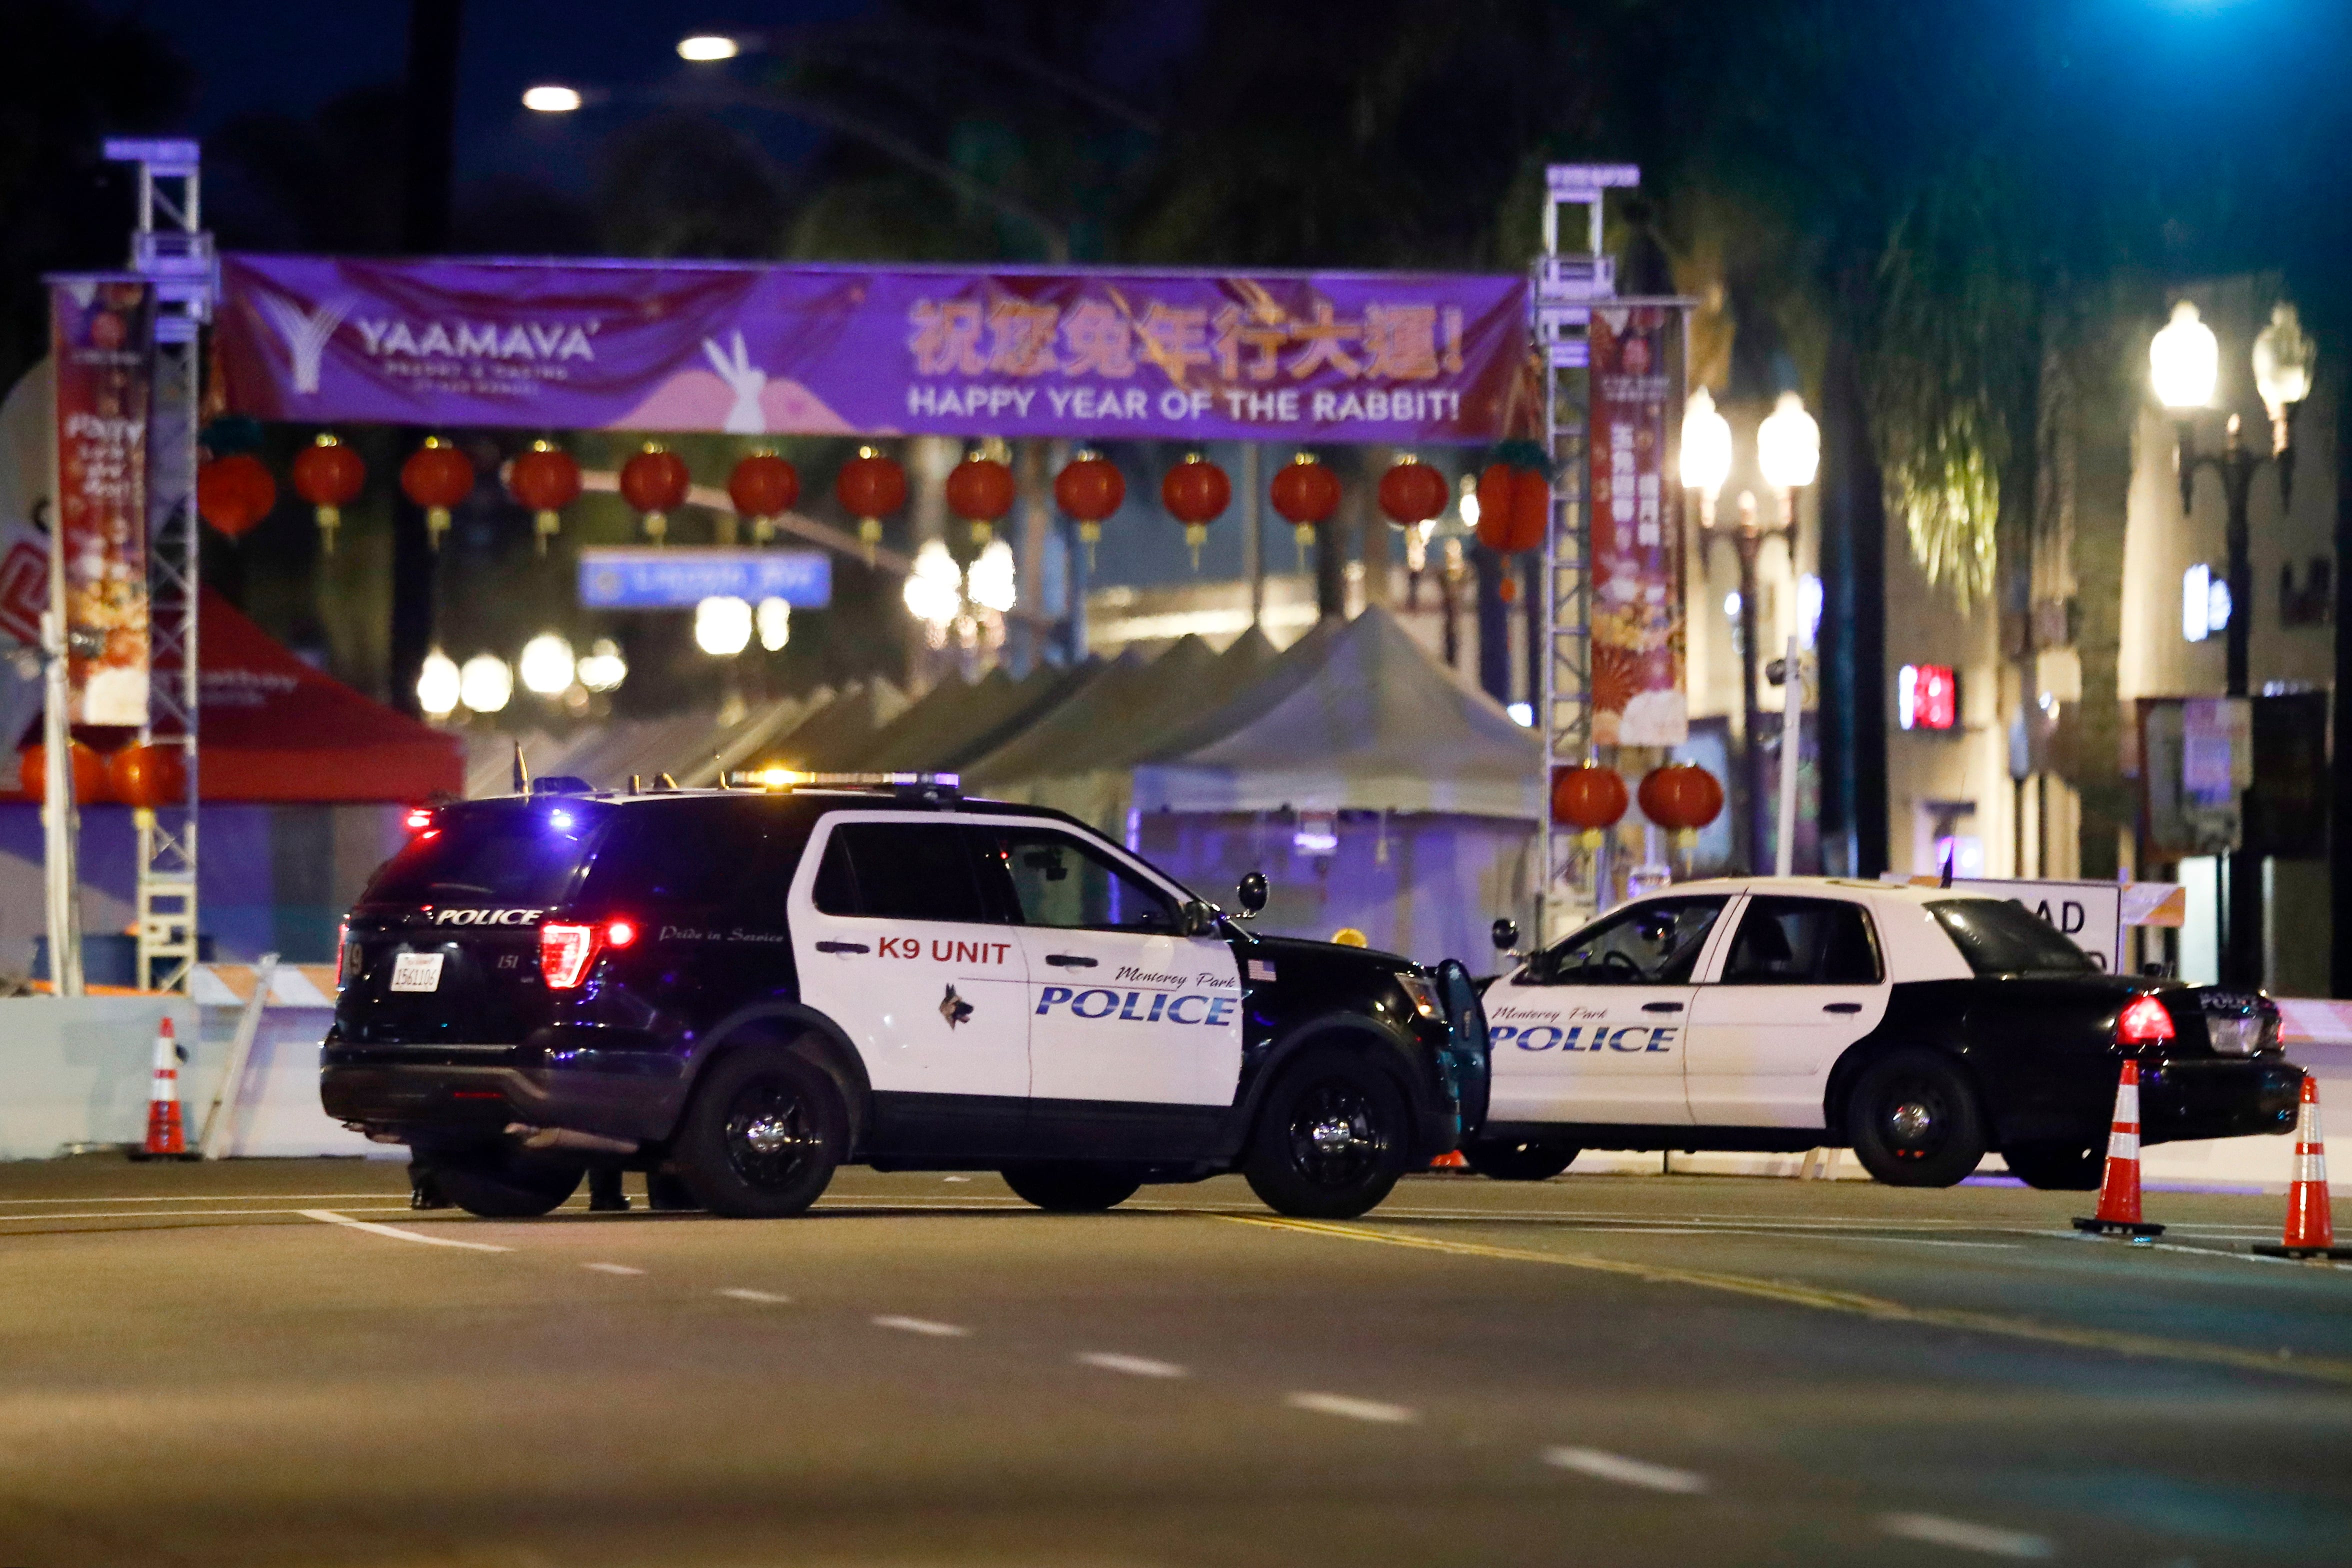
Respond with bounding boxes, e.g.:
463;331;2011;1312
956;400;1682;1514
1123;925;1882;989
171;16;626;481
675;1048;847;1218
1462;1138;1578;1182
1846;1050;1988;1188
2000;1139;2104;1191
1000;1162;1144;1212
1244;1049;1412;1220
432;1148;584;1219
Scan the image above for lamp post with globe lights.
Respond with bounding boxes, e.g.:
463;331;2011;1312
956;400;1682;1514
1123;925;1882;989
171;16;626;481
2151;298;2318;988
1687;388;1818;872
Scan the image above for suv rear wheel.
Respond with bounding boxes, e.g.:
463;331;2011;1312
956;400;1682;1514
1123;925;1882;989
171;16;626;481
1000;1162;1144;1212
1244;1050;1411;1219
1846;1050;1988;1188
432;1148;584;1218
676;1048;847;1218
1464;1138;1578;1182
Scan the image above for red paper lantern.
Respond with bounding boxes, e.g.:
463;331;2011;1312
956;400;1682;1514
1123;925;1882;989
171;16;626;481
728;452;798;543
1053;452;1124;564
1270;452;1340;568
836;446;908;549
196;454;276;539
1476;462;1548;554
1638;764;1726;838
1162;454;1230;570
507;442;583;554
1550;762;1629;840
400;438;475;551
944;454;1017;543
1376;456;1449;528
290;434;365;556
18;742;110;805
108;742;188;810
620;443;690;544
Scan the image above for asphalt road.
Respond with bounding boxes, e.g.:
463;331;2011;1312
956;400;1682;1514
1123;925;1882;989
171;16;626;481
3;1158;2349;1567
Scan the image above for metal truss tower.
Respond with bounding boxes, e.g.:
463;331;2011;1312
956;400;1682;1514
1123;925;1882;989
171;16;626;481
108;139;212;993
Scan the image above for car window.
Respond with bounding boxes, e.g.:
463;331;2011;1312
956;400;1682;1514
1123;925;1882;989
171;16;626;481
1720;897;1884;984
579;799;776;908
1929;898;2098;976
812;820;992;924
1530;896;1727;986
364;801;608;907
969;825;1180;934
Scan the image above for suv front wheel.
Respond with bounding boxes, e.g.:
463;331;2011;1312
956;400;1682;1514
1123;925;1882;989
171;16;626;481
1243;1049;1411;1219
676;1047;848;1218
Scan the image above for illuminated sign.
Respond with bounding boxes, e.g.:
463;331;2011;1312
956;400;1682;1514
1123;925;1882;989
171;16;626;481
1898;664;1958;732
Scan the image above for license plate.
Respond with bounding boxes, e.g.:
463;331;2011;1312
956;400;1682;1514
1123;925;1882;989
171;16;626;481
389;952;446;994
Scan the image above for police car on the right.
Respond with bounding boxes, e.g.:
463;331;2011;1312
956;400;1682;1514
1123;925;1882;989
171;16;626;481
1464;877;2302;1188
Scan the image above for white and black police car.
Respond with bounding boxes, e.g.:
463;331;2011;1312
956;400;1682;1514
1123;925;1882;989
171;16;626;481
1463;876;2301;1188
323;774;1488;1221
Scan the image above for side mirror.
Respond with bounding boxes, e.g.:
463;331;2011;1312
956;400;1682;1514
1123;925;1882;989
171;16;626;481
1236;871;1268;916
1179;899;1220;938
1490;918;1520;954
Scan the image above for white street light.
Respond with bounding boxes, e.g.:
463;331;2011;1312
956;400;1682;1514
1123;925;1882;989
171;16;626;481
756;596;792;652
577;637;628;692
966;538;1018;614
1756;391;1820;493
694;596;753;656
1678;387;1734;496
521;84;584;113
903;540;963;629
2252;300;2316;436
518;632;575;696
2150;300;2220;410
417;648;462;719
458;654;514;714
677;34;740;60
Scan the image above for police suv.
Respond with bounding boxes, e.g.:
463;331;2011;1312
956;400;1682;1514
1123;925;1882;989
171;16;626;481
322;775;1488;1221
1464;877;2300;1188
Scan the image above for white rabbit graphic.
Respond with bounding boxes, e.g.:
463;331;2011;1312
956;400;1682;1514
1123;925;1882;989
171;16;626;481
702;330;768;434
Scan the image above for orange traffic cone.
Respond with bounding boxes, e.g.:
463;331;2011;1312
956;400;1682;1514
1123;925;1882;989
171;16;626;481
1430;1150;1470;1172
133;1016;191;1161
2254;1074;2352;1260
2072;1059;2164;1239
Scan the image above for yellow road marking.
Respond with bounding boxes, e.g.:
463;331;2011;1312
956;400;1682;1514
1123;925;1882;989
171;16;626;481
1215;1214;2352;1387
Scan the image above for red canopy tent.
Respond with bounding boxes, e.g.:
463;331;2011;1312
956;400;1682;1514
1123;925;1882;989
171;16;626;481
8;590;462;803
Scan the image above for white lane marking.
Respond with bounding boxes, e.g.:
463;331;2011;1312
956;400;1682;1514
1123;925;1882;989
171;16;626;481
0;1192;402;1205
718;1288;792;1304
583;1262;644;1276
872;1314;970;1338
1879;1512;2055;1558
298;1209;512;1252
0;1206;425;1224
1076;1352;1188;1378
942;1175;972;1182
1284;1392;1416;1424
1543;1446;1708;1494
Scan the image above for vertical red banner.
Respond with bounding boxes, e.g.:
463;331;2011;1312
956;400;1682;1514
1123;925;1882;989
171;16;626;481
1588;304;1686;746
50;281;153;727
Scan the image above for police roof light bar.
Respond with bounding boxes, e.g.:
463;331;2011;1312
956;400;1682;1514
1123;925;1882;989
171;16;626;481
726;768;962;796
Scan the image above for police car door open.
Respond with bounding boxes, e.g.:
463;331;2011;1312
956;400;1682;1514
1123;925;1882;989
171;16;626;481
1484;894;1728;1126
791;815;1032;1100
975;822;1242;1108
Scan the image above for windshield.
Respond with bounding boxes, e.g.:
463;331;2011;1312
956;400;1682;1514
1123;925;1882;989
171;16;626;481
362;802;610;908
1928;898;2098;976
1532;896;1728;985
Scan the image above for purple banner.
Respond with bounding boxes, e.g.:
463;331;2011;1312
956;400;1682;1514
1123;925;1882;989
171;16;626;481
216;256;1524;444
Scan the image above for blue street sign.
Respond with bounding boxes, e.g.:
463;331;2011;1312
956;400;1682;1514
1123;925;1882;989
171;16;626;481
578;548;832;610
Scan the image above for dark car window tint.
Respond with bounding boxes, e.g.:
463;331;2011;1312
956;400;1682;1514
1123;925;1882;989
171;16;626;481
1721;898;1884;984
1930;898;2098;976
364;803;606;907
815;821;992;924
580;800;774;908
971;826;1178;933
1534;896;1726;986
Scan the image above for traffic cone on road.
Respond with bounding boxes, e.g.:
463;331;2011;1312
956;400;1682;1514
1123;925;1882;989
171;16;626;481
134;1016;191;1161
2072;1060;2164;1239
1430;1150;1469;1172
2254;1075;2352;1260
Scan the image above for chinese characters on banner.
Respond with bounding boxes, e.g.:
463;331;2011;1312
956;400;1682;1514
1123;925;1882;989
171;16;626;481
214;258;1526;444
1588;305;1686;746
50;281;152;726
